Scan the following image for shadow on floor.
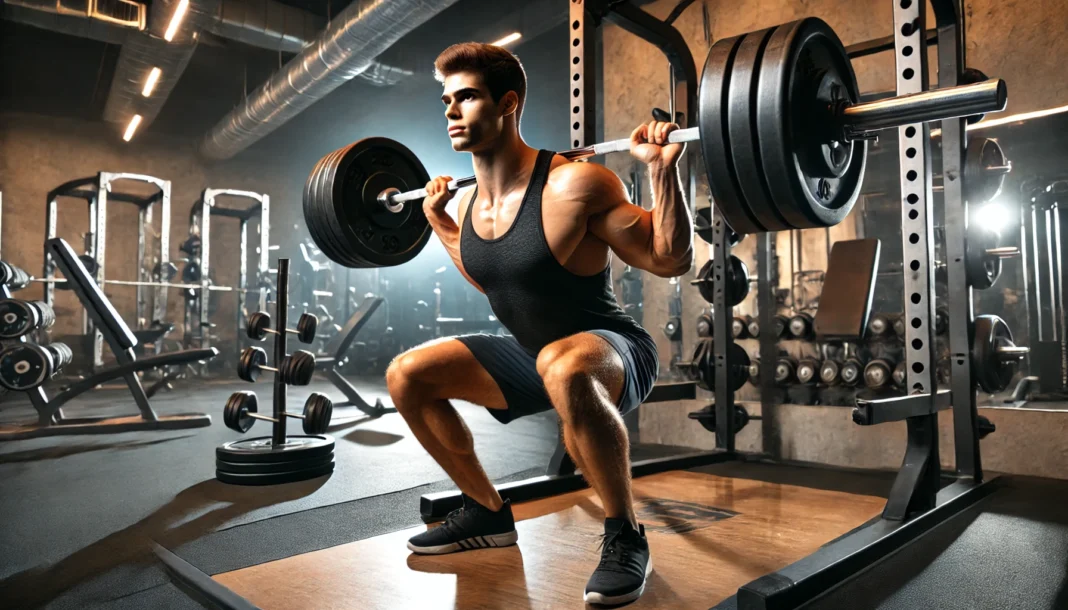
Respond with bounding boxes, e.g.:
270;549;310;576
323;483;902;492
0;475;327;608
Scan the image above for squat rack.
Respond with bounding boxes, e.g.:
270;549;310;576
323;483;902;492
423;1;1000;608
44;172;172;369
186;188;271;355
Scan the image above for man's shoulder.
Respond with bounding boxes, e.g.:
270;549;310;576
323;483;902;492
544;160;625;209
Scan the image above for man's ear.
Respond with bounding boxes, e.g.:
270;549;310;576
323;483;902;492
499;91;520;117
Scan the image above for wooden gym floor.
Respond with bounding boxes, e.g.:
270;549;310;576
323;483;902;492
214;469;886;609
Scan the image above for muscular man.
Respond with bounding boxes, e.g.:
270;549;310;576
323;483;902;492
389;42;692;606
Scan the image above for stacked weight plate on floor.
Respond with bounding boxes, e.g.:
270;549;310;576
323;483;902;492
303;138;432;268
216;435;336;485
699;17;866;234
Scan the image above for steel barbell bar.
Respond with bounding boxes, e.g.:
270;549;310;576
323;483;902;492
378;79;1005;209
29;277;269;294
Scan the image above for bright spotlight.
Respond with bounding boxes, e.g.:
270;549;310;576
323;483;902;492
123;114;143;142
972;200;1013;233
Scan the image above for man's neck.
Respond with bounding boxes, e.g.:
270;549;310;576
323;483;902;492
470;128;539;203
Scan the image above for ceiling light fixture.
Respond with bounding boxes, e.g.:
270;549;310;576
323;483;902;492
491;32;522;47
123;115;143;142
142;67;162;97
163;0;190;42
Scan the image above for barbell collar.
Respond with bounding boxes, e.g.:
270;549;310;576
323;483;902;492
840;79;1006;136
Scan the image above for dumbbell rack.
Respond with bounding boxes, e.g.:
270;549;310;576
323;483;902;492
216;259;336;486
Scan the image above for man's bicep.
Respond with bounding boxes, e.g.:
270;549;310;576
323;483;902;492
589;203;657;269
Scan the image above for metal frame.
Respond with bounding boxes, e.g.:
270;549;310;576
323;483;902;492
44;172;171;369
314;296;396;418
0;240;213;440
188;188;270;355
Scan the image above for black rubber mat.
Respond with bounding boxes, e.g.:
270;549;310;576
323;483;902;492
805;475;1068;610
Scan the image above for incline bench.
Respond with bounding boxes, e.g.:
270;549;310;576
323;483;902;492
0;239;217;440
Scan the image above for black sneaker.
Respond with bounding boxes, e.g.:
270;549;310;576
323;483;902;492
584;519;652;606
407;494;518;555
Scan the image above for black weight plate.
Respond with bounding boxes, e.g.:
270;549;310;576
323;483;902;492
964;137;1007;203
303;151;336;265
323;145;376;268
0;299;36;338
0;344;52;391
727;342;750;391
216;452;334;475
217;434;335;463
728;256;751;305
966;226;1001;289
728;27;793;231
310;147;364;268
313;147;368;268
972;314;1016;393
698;35;766;234
329;138;433;268
695;260;715;303
758;18;866;229
217;461;335;486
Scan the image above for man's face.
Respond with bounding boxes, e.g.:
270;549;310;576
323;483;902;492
441;72;513;152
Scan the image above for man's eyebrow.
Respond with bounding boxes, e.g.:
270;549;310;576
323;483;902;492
441;87;480;101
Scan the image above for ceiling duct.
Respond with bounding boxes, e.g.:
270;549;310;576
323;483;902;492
100;0;220;128
198;0;460;161
1;0;143;43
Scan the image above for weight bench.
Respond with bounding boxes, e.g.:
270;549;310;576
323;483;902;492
0;239;216;440
313;295;395;417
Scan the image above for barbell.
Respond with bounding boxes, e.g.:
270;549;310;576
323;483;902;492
30;277;267;294
302;17;1007;269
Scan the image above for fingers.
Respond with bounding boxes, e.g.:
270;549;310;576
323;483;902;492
630;124;648;146
634;121;680;145
425;176;453;197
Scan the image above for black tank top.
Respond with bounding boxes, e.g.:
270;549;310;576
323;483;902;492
460;150;648;354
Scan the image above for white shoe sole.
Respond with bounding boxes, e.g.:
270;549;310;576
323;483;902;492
583;556;653;606
407;530;519;555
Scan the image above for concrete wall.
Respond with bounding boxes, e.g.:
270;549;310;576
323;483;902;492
602;0;1068;476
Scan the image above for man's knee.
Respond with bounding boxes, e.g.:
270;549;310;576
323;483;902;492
386;349;433;400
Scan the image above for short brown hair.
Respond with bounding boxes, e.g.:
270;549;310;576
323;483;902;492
434;42;527;124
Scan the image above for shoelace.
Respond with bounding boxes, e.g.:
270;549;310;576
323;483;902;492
595;531;638;572
439;507;467;536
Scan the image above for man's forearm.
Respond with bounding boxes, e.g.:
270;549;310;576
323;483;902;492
648;162;693;273
426;208;462;259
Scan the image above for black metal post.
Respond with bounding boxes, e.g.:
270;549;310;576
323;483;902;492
273;258;289;445
933;0;981;480
757;233;778;456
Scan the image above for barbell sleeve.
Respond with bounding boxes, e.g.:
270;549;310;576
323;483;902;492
380;79;1005;210
840;79;1006;135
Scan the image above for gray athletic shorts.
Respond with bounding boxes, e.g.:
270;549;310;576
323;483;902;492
455;330;660;424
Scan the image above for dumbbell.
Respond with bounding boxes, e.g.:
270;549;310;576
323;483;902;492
965;226;1019;290
731;316;750;340
748;358;760;385
695;313;713;338
0;300;56;339
840;358;865;387
746;317;760;338
774;357;797;386
223;391;334;435
0;261;31;290
788;313;813;339
247;311;318;344
0;341;73;391
796;358;820;385
863;358;895;390
772;315;790;338
892;361;908;389
892;316;907;339
819;360;841;385
688;403;759;434
868;313;891;337
237;346;317;385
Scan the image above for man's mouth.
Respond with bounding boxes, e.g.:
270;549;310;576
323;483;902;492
448;126;465;135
